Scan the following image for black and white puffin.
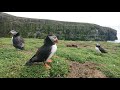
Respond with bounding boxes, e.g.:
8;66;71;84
10;30;25;50
95;44;107;53
25;34;58;69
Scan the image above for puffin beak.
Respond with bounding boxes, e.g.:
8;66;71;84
55;38;58;43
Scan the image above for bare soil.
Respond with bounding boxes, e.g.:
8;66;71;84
66;61;107;78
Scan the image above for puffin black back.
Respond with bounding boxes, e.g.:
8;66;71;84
44;34;55;46
13;32;20;37
10;30;25;50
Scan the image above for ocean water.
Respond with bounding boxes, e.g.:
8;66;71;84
107;40;120;43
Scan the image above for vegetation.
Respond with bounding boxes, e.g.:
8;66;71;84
0;12;118;41
0;12;119;78
0;38;120;78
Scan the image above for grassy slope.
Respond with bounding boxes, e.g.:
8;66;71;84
0;38;120;78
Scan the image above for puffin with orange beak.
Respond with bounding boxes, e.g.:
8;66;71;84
25;34;58;69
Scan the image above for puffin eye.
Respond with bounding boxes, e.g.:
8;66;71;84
54;37;56;39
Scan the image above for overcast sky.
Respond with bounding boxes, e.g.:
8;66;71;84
4;12;120;40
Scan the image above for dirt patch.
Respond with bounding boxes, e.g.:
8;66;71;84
66;61;107;78
66;44;79;48
65;42;94;49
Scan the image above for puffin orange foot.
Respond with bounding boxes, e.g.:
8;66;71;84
44;63;51;69
46;59;52;63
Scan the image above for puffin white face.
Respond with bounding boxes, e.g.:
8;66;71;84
48;35;58;43
10;30;18;35
96;43;100;47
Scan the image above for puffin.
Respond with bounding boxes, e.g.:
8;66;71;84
95;44;107;53
10;30;25;50
25;34;58;69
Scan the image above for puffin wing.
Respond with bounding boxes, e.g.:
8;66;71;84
13;36;24;48
99;47;107;53
35;45;52;62
25;45;52;65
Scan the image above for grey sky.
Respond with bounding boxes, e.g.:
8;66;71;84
4;12;120;26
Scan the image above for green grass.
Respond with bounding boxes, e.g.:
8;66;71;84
0;38;120;78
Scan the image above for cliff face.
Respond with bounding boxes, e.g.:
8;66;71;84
0;12;118;41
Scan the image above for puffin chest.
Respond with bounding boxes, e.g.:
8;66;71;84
51;44;57;53
11;37;14;44
95;47;101;53
47;44;57;60
12;37;17;45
